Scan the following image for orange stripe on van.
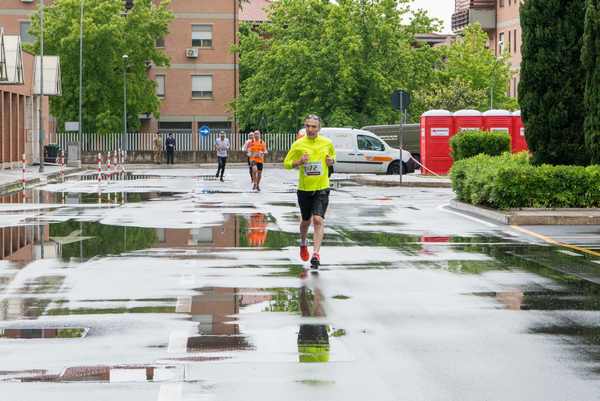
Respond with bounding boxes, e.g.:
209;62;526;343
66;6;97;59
366;156;393;162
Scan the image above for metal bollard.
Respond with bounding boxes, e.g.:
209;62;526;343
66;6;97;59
21;153;26;189
97;153;102;184
107;152;112;180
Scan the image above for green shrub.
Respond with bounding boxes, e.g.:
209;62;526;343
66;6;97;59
450;152;600;209
450;130;511;161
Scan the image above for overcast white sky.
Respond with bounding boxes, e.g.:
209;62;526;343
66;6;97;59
410;0;454;33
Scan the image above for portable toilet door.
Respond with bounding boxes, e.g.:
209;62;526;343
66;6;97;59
512;111;529;152
420;110;454;175
483;109;513;148
453;110;484;134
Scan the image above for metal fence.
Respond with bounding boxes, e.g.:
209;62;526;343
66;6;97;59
55;131;297;153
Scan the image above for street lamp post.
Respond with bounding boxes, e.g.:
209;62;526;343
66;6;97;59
490;40;504;110
78;0;84;166
122;54;128;150
38;0;45;172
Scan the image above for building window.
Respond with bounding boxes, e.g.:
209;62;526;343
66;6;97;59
513;78;518;98
192;25;212;48
508;31;512;54
156;37;165;48
192;75;213;98
514;29;518;53
498;32;505;54
499;0;504;7
20;21;34;44
156;75;165;97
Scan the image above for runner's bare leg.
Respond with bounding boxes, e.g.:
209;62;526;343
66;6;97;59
312;215;324;254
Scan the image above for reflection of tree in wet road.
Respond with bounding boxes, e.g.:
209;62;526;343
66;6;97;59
50;221;157;260
298;284;330;363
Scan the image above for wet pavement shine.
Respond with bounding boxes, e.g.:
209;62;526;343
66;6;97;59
1;167;600;400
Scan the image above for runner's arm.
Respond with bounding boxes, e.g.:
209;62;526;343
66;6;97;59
283;144;301;169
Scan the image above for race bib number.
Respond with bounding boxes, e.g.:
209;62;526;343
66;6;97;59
304;162;322;176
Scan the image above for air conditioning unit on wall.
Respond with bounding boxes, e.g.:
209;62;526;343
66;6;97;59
185;48;198;58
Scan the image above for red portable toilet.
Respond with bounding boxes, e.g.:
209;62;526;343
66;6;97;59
483;109;513;149
420;110;454;175
453;110;483;133
512;111;528;152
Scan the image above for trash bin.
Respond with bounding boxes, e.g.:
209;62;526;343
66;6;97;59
44;144;61;164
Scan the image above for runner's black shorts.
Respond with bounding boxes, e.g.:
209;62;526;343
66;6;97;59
297;189;330;221
250;161;264;171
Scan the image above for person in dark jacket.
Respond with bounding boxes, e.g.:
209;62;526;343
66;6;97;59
165;133;176;164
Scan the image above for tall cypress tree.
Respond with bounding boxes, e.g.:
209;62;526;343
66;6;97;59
582;0;600;163
519;0;589;165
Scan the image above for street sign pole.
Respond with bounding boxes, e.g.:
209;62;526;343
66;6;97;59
392;90;410;185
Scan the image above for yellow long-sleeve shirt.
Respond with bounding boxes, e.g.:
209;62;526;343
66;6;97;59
284;134;336;191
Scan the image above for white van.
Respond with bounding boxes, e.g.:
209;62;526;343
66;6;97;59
319;127;415;174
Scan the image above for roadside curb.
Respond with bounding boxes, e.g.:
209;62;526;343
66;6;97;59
448;199;600;225
350;175;452;188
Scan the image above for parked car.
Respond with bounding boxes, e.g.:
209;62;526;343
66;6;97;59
319;127;415;174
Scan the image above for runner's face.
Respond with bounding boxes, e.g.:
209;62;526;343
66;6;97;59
305;119;320;137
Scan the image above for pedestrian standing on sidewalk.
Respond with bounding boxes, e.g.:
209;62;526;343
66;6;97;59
153;132;163;164
215;131;230;182
242;131;255;182
166;133;176;165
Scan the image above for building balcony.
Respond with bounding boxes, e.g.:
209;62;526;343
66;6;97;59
452;0;496;32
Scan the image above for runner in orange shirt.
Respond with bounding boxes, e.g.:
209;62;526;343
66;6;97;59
247;130;268;192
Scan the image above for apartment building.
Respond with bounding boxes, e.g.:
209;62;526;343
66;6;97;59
0;0;53;166
1;0;239;137
452;0;522;98
147;0;239;134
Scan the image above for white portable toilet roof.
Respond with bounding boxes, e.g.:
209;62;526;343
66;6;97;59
454;109;482;117
422;110;452;117
483;109;511;117
513;110;521;116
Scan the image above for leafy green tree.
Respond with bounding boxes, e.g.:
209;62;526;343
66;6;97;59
411;24;517;117
234;0;441;132
27;0;173;133
519;0;588;165
582;0;600;163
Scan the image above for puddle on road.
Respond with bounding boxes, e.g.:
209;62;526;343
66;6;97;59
3;182;600;383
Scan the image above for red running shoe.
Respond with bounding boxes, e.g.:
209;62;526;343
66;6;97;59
300;244;310;262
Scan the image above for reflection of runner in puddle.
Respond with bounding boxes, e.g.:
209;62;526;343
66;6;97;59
247;213;268;247
297;285;330;363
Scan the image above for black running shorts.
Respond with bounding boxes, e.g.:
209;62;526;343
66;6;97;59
297;189;330;222
251;161;264;171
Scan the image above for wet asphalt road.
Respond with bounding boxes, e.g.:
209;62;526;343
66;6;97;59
1;167;600;401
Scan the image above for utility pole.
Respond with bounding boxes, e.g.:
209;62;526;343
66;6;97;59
38;0;45;172
123;54;128;150
79;0;84;166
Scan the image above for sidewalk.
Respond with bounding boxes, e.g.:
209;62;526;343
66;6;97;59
449;199;600;225
348;172;451;188
0;165;80;194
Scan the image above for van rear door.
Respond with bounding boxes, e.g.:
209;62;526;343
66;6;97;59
323;130;354;173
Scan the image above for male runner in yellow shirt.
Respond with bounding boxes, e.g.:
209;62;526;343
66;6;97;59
284;115;335;269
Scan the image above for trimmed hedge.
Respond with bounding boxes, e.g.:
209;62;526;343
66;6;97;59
450;153;600;209
450;130;511;161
